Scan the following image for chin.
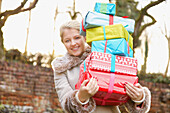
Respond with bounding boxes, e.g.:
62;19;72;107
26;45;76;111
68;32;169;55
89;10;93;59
73;54;81;57
72;52;83;57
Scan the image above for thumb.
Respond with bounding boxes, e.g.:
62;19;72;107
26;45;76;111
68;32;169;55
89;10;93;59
81;79;89;87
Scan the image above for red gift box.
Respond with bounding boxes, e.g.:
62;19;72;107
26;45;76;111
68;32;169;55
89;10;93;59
75;52;138;106
89;51;137;75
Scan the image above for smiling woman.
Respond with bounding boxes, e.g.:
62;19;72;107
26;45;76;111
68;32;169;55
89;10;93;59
51;20;151;113
62;28;86;57
60;20;86;57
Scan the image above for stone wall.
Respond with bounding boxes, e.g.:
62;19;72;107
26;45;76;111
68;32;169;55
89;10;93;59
0;61;169;112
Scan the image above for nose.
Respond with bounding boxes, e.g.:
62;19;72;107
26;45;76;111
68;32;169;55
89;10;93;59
71;39;76;46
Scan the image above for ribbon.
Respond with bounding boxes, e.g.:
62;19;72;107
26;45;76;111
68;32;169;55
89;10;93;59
109;15;114;25
103;25;108;53
122;16;129;18
104;40;108;53
103;26;107;40
94;97;127;105
103;15;113;54
127;33;130;57
81;19;86;32
108;73;115;93
101;55;116;105
111;55;116;72
124;25;129;28
101;73;115;105
83;60;86;72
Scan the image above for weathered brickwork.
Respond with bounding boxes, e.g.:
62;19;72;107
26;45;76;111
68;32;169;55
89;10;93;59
119;80;170;113
0;61;169;112
0;61;60;112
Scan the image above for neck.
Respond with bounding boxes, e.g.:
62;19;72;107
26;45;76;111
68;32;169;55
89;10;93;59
51;45;91;73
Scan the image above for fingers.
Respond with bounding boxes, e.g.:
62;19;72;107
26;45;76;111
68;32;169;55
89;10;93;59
86;77;95;88
86;77;97;89
85;77;99;96
81;79;89;87
94;85;99;95
125;83;137;94
125;85;137;99
90;78;99;95
125;82;144;101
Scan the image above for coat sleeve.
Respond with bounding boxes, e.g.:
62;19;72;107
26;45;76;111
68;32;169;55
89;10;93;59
123;87;151;113
54;71;96;113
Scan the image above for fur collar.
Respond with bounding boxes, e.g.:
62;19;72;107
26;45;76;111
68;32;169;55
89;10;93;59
51;46;91;73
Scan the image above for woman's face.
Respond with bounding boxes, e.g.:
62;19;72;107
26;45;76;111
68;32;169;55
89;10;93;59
62;28;86;57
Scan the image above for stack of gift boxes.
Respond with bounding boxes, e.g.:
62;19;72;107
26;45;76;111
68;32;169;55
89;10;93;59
75;2;138;106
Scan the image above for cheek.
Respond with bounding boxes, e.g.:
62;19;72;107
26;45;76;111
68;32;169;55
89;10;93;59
79;41;86;51
64;43;70;50
80;38;86;45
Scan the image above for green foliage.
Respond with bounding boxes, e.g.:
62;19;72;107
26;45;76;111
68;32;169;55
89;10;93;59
116;0;139;20
138;73;170;84
5;49;33;64
6;49;22;61
0;104;64;113
5;49;56;67
0;104;21;113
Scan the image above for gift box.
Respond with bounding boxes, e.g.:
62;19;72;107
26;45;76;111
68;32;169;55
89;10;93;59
75;52;138;106
91;38;133;57
80;11;135;36
94;3;116;15
86;24;133;50
89;52;137;75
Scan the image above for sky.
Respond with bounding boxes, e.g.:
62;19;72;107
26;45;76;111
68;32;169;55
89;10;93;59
2;0;103;55
1;0;170;75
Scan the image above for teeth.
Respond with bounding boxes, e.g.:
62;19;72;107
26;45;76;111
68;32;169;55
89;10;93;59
72;47;79;50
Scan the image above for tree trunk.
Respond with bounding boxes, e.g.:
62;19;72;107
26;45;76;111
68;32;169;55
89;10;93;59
0;27;5;60
0;0;2;12
24;10;31;56
0;0;4;60
133;0;165;48
67;0;82;20
0;0;38;61
140;35;149;75
52;6;58;57
133;16;144;48
164;39;170;76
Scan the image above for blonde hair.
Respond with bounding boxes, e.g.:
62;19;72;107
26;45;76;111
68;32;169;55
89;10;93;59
60;20;80;42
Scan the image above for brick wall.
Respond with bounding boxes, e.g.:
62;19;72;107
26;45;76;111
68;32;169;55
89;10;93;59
119;80;170;113
0;61;169;112
0;61;61;112
139;81;170;113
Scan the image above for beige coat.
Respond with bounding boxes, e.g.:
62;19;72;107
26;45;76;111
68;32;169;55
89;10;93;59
52;47;151;113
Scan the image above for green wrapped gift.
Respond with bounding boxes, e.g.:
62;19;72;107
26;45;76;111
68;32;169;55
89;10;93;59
94;2;116;15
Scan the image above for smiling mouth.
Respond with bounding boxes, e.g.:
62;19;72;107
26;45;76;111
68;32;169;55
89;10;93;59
72;47;79;51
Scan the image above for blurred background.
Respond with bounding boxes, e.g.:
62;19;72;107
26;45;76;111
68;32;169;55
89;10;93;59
0;0;169;112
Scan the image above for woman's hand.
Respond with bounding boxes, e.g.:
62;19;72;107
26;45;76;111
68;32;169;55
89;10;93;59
125;82;144;103
78;77;99;103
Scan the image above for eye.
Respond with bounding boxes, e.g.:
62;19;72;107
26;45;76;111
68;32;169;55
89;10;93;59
64;39;70;43
75;36;80;39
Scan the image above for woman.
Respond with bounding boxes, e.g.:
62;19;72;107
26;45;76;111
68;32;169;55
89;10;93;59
51;20;151;113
